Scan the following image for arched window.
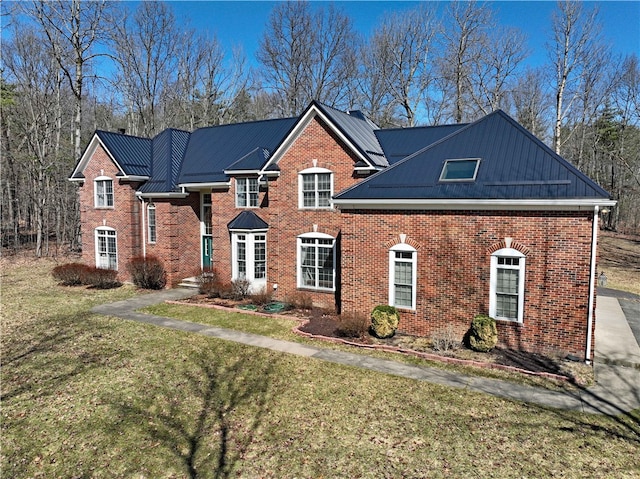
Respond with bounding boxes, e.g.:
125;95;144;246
389;243;417;310
489;248;526;323
298;167;333;209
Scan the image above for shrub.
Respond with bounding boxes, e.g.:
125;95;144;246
231;278;252;300
468;314;498;352
127;255;167;290
52;263;89;286
199;268;221;297
370;305;400;339
82;266;121;289
431;325;460;352
285;291;314;310
336;312;370;339
250;286;273;305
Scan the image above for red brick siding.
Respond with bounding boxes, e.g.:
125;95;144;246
340;209;595;359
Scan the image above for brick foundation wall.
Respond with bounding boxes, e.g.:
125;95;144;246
340;209;596;359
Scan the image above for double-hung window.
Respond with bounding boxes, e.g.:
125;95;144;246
147;203;156;243
298;233;335;291
489;248;526;322
95;177;114;207
389;243;417;310
236;178;259;208
95;227;117;270
299;167;333;209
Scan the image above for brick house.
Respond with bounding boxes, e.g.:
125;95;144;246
70;101;615;361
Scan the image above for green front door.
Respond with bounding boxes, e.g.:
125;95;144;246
202;236;213;269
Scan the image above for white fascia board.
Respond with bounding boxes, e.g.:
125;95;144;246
135;191;189;199
118;175;150;182
333;198;618;211
179;182;230;191
260;105;372;174
224;169;260;176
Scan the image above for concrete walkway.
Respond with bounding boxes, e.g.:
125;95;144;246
92;289;640;415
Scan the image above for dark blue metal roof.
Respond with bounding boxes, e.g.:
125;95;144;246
177;118;297;185
336;110;611;201
314;102;388;168
375;124;467;165
226;147;271;172
227;211;269;230
138;129;190;194
95;130;152;177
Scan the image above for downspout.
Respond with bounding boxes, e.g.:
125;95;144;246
585;205;599;364
139;197;147;258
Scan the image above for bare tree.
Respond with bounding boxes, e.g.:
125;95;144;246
365;4;439;126
548;1;603;154
257;1;357;115
438;0;493;123
511;67;550;140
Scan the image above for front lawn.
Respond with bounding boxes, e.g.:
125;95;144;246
2;257;639;478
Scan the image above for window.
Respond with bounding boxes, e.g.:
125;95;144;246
489;248;526;322
297;233;335;291
439;159;480;182
389;243;417;310
147;203;156;243
95;228;117;270
95;177;114;207
236;178;259;208
299;167;333;209
231;232;267;289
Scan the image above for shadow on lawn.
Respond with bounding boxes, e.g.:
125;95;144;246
114;350;275;479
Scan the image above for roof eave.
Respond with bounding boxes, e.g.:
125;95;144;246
135;191;189;199
118;175;150;182
333;198;617;211
179;182;231;191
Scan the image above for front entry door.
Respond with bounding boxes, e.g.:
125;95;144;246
201;194;213;269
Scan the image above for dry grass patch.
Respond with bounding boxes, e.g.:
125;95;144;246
599;232;640;295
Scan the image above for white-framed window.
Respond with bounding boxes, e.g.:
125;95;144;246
236;177;259;208
231;231;267;290
94;176;114;207
147;203;156;243
95;227;117;270
489;248;526;323
297;232;335;291
298;167;333;209
439;158;480;182
389;243;417;310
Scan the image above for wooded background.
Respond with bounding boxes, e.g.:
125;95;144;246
2;1;639;257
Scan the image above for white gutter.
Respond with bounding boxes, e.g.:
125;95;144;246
333;198;617;211
139;196;147;258
179;182;230;191
585;205;599;364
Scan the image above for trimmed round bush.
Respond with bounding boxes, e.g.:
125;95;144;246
370;305;400;339
127;255;167;290
468;314;498;352
52;262;89;286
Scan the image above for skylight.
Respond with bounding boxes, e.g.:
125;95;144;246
439;159;480;182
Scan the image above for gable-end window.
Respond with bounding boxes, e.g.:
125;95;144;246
95;177;114;207
95;227;117;270
236;178;259;208
439;159;480;182
299;167;333;209
297;233;335;291
489;248;526;323
389;243;417;310
147;203;156;243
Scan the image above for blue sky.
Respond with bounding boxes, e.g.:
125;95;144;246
169;1;640;68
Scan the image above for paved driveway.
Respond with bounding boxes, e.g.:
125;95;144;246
599;287;640;347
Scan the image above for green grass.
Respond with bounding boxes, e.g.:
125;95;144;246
2;258;640;478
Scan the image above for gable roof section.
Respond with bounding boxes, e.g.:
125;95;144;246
177;117;297;187
138;129;190;195
70;130;151;180
375;124;467;165
262;101;387;173
334;110;613;209
227;210;269;230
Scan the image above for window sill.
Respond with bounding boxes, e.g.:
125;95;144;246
297;286;335;294
94;206;115;210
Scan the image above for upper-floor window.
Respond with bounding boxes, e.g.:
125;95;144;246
489;248;526;323
236;178;259;208
389;243;417;310
147;203;156;243
299;167;333;209
439;159;480;182
94;177;114;207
